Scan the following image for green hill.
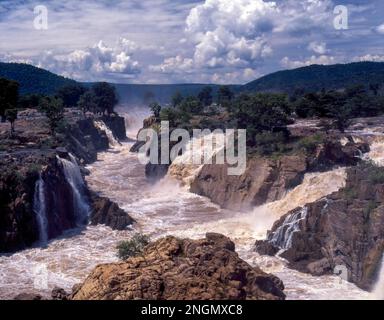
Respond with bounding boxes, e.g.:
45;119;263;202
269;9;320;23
243;62;384;94
0;62;77;95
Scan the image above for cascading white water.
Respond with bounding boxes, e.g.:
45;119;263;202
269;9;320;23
265;168;346;218
373;256;384;299
94;120;121;147
269;207;308;250
0;111;373;300
57;153;90;225
167;132;225;187
33;174;48;244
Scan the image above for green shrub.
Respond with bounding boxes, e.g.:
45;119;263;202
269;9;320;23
297;134;324;154
116;233;150;260
255;131;289;156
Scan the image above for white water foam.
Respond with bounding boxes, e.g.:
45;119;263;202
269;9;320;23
94;120;121;147
0;111;373;300
33;174;48;244
57;153;90;225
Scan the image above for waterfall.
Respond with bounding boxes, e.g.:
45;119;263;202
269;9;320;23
94;120;121;147
372;255;384;299
268;207;308;250
57;153;90;225
265;168;346;218
33;174;48;244
167;132;225;187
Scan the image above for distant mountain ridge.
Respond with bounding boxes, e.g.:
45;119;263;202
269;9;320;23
243;62;384;94
0;62;77;95
1;61;384;103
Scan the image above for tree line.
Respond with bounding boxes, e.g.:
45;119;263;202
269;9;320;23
0;77;118;136
149;83;384;155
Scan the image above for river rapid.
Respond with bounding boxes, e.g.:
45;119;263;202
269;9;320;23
0;109;378;300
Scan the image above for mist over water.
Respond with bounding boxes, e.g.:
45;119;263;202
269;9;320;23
0;106;376;300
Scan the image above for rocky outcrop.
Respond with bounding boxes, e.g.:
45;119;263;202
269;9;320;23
0;115;128;253
0;153;44;252
190;155;307;211
65;119;109;164
71;233;285;300
255;164;384;290
189;139;368;211
65;115;126;164
100;115;127;141
307;139;369;171
89;193;135;230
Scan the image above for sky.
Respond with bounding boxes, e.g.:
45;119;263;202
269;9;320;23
0;0;383;84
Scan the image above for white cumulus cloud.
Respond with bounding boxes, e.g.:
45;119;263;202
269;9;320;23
33;38;141;81
281;55;336;69
307;41;328;55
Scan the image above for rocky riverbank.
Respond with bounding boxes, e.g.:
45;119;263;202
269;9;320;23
0;111;133;253
255;163;384;290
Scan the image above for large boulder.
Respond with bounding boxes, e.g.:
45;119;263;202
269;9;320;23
71;233;285;300
90;193;135;230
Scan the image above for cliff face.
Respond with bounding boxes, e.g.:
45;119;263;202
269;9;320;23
255;165;384;290
71;233;286;300
0;155;42;252
189;140;366;211
0;115;132;253
190;155;307;211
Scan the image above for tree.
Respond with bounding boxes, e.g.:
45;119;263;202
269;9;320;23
179;96;203;115
0;78;19;122
18;94;41;109
160;107;180;127
198;86;213;107
56;84;86;108
328;102;353;133
171;91;183;108
149;102;161;118
5;109;17;137
77;91;98;116
39;97;64;134
217;85;233;108
232;93;291;146
92;82;118;115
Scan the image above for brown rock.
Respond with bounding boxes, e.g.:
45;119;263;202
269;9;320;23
51;287;69;300
255;165;384;290
71;234;285;300
14;293;43;300
190;155;307;211
90;194;135;230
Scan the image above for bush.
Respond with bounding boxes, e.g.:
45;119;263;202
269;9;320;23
254;131;289;156
297;134;324;154
116;233;150;260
